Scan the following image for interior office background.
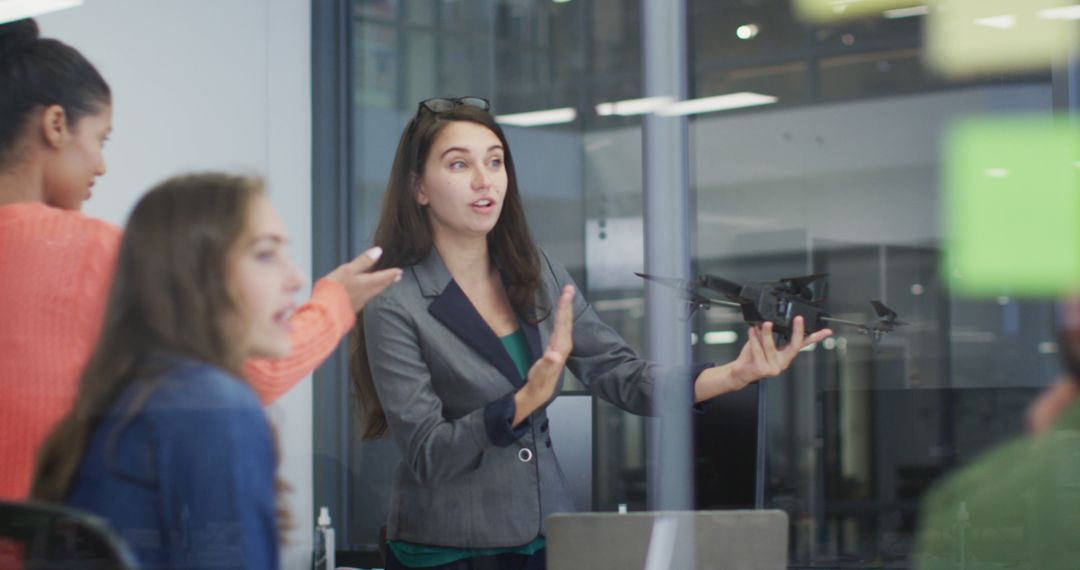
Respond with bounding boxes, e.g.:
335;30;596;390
318;1;1068;568
32;0;1069;568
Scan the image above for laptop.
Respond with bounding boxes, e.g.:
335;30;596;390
546;509;788;570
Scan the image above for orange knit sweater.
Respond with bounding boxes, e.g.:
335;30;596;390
0;202;356;500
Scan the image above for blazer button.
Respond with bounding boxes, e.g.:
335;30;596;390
518;448;534;462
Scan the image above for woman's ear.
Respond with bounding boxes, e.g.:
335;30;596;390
410;173;429;206
39;105;70;150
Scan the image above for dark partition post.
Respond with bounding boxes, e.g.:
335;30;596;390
311;0;355;545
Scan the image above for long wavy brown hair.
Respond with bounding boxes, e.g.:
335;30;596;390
350;102;544;440
31;173;291;533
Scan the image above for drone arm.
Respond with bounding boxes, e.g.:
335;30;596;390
820;316;867;329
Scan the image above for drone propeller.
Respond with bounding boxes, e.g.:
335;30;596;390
635;272;690;291
870;301;909;326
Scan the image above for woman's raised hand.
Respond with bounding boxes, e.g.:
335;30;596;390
727;317;832;391
695;316;832;401
514;285;575;426
324;246;403;312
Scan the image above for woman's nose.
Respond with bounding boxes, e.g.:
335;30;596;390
472;167;490;189
284;258;305;292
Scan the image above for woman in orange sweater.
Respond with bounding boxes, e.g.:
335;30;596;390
0;18;401;499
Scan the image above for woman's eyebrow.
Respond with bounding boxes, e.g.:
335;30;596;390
248;234;289;247
439;144;504;159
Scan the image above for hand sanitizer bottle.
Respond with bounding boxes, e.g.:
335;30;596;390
313;506;335;570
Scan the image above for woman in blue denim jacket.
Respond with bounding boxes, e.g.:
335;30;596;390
32;173;306;569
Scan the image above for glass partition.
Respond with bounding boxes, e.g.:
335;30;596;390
315;1;1071;566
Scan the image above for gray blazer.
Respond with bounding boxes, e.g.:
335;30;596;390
363;248;668;548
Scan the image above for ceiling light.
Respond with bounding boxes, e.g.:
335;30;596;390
1039;5;1080;20
0;0;82;24
974;15;1016;29
884;5;930;19
496;107;576;127
657;92;778;116
596;96;674;116
736;24;759;40
703;331;738;345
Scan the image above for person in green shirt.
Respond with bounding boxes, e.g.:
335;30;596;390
914;297;1080;569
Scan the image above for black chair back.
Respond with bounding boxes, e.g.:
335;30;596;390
0;500;138;569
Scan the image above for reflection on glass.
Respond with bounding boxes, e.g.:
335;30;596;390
329;1;1066;566
356;0;398;21
440;35;493;102
404;30;436;108
355;22;397;109
405;0;435;27
944;116;1080;298
926;0;1074;77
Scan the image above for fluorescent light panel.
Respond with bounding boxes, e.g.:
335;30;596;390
0;0;82;24
488;94;781;127
974;15;1017;29
596;96;674;116
657;92;778;116
884;5;929;19
596;92;777;118
496;107;576;127
703;331;738;345
1040;5;1080;20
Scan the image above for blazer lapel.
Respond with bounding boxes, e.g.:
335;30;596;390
424;264;526;389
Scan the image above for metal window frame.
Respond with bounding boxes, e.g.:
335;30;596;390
311;0;356;544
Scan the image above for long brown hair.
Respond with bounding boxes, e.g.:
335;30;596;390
351;102;544;440
31;173;289;530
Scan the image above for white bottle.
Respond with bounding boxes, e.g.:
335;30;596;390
313;506;335;570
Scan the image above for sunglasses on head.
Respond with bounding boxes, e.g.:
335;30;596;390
417;96;491;114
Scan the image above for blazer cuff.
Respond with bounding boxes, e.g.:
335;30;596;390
483;391;530;447
690;362;715;414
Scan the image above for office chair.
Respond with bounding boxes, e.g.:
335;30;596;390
0;499;138;569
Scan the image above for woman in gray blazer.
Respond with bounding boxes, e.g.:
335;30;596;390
350;97;832;570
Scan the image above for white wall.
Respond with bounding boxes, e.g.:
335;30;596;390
38;1;315;567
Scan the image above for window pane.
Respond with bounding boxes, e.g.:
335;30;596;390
326;1;1068;565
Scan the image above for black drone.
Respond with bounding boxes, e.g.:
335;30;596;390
636;272;908;343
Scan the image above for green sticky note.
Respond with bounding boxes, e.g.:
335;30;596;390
794;0;926;23
944;117;1080;297
926;0;1076;77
